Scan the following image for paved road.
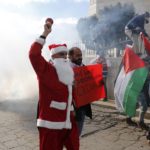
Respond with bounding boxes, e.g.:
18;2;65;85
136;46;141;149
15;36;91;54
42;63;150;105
81;105;150;150
0;100;149;150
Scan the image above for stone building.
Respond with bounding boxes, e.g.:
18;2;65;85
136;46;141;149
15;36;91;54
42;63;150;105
89;0;150;36
89;0;150;16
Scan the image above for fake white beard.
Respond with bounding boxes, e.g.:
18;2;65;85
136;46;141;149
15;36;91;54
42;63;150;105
53;58;74;85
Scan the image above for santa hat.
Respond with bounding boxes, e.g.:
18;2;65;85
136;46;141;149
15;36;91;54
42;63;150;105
48;44;68;56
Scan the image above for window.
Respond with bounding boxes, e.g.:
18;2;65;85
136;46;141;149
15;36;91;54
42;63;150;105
90;0;96;5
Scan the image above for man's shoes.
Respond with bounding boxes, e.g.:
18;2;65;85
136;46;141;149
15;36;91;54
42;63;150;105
103;98;108;102
146;131;150;144
126;118;137;126
138;121;149;131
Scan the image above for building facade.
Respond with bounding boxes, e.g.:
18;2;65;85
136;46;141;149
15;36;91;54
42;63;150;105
89;0;150;16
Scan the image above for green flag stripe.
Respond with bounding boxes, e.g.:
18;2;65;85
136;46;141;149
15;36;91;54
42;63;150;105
123;67;148;117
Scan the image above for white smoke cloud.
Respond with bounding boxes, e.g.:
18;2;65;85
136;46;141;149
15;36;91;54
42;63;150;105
0;0;53;7
55;17;78;25
0;8;80;100
68;0;88;2
0;0;88;7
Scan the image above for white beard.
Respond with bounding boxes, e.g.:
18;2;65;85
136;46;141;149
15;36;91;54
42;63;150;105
53;58;74;85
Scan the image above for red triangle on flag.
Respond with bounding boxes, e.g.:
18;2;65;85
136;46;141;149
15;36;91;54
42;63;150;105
141;33;150;55
123;46;145;74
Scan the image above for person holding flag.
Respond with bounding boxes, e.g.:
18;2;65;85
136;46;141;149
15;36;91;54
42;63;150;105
125;12;150;54
90;55;111;101
114;45;149;130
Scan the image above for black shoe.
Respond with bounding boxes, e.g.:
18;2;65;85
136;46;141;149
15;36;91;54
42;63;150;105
103;98;108;102
146;131;150;144
138;122;149;131
126;118;137;126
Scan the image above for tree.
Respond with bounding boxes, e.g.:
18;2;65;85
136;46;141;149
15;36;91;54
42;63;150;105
77;3;135;54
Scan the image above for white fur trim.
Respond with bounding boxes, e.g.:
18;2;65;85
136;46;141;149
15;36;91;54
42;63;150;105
50;101;66;110
35;37;45;45
51;46;68;55
37;86;73;129
71;105;74;111
37;119;71;129
66;85;72;123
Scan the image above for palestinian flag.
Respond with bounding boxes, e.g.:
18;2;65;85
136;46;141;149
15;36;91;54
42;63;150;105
114;46;148;117
141;33;150;55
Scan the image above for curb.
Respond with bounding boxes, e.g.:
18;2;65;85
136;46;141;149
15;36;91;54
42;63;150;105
92;100;150;121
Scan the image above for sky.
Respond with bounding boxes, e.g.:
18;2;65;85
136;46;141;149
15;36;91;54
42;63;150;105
0;0;89;100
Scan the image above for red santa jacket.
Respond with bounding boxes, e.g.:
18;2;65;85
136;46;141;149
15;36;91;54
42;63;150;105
29;37;74;129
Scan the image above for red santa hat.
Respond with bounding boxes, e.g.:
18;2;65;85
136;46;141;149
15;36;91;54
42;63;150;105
48;44;68;56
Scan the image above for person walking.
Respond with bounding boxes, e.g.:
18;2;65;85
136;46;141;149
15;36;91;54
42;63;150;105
90;55;111;101
69;47;92;136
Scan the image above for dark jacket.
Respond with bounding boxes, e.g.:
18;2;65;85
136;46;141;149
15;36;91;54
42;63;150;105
75;104;92;121
142;75;150;107
126;14;148;36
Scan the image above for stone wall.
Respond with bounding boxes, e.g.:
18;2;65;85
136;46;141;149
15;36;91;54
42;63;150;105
89;0;150;16
106;57;122;100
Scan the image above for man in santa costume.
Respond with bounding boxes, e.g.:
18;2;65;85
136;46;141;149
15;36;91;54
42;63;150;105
29;19;79;150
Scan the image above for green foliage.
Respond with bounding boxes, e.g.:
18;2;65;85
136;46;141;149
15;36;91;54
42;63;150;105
77;3;135;54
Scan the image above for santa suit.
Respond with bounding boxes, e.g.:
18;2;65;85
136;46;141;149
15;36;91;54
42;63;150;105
29;37;79;150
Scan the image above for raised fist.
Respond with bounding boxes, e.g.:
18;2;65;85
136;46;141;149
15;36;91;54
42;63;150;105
45;18;53;29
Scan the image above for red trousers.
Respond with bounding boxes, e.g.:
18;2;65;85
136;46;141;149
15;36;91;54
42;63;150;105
38;118;79;150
